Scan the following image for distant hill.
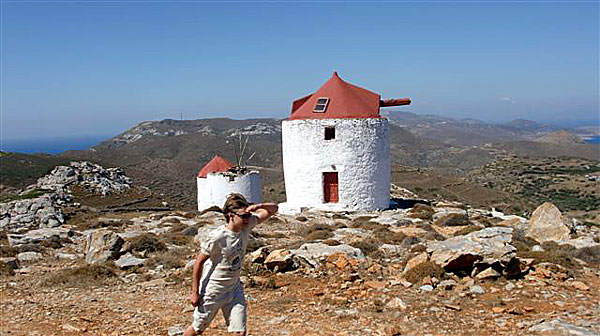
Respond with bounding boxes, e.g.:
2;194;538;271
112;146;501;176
492;141;599;161
535;130;585;144
5;116;596;210
384;111;566;146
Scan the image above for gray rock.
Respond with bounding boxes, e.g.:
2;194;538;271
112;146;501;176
332;228;369;244
56;253;79;260
427;227;516;272
504;282;516;291
0;194;66;231
420;285;434;292
290;243;365;268
85;229;124;264
563;237;600;250
526;202;573;244
17;252;43;262
8;227;73;247
438;279;457;290
386;297;407;310
528;319;597;335
379;244;404;255
469;285;485;294
334;308;359;317
115;253;145;269
167;325;185;336
532;245;544;252
184;259;195;271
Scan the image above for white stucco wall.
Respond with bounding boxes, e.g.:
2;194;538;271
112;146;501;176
197;171;262;211
281;118;390;211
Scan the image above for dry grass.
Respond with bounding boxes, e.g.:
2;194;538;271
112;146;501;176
0;261;15;276
472;215;503;227
77;218;132;231
518;241;600;270
453;226;483;237
348;216;375;228
297;223;334;241
129;234;167;253
403;261;445;284
146;250;187;270
0;231;16;257
408;204;434;220
434;213;471;226
0;245;17;258
42;264;118;288
322;239;341;246
350;237;381;257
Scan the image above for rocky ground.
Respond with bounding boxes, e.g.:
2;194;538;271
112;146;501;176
1;162;600;335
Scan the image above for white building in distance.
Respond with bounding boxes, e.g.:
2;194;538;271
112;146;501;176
196;155;262;211
281;72;411;212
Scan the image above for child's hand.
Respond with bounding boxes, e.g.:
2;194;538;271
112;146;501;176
190;292;202;307
245;204;261;213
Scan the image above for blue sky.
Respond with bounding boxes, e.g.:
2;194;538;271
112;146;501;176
1;1;598;140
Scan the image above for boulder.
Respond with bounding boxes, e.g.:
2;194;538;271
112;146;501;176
249;247;269;264
17;252;43;262
528;319;597;335
7;227;73;248
290;243;365;268
426;227;516;273
526;202;573;243
264;249;295;272
85;229;124;264
469;285;485;294
403;252;429;274
115;253;146;269
0;195;66;231
475;267;501;280
562;237;600;250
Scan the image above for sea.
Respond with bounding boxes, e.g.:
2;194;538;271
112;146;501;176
584;135;600;144
1;135;112;154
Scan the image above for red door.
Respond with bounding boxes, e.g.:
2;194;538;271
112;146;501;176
323;172;339;203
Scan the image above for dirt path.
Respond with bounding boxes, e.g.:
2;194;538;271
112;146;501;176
2;259;599;336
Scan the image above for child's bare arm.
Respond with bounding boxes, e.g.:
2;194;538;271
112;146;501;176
190;253;209;306
246;203;278;224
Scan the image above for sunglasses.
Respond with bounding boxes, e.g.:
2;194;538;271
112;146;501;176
233;212;251;219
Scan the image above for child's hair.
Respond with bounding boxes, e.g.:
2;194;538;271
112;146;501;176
222;193;251;221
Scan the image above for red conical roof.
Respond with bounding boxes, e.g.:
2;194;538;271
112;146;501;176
289;72;381;120
197;155;234;178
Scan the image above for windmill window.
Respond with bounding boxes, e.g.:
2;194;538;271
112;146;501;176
313;97;329;113
324;126;335;140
